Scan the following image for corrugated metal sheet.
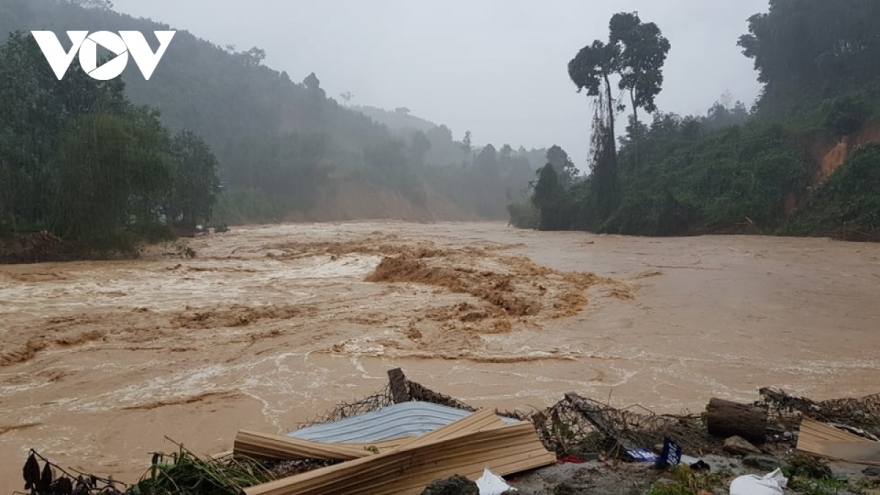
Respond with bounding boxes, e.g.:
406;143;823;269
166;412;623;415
286;401;516;443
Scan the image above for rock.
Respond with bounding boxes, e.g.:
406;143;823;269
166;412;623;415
863;466;880;477
724;436;762;456
742;454;781;471
421;474;479;495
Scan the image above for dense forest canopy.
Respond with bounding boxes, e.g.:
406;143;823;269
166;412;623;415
3;0;880;262
739;0;880;120
511;0;880;241
0;29;219;256
0;0;551;260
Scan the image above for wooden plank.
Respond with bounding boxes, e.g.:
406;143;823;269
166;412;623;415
244;422;555;495
245;409;501;493
366;437;554;495
340;428;541;495
388;368;409;404
334;437;413;452
394;408;504;450
235;408;502;463
797;418;880;467
234;430;372;461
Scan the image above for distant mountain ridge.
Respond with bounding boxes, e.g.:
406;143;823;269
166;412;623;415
1;0;550;222
352;105;438;134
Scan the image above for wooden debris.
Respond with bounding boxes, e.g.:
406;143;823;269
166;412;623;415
243;409;555;495
706;398;767;445
797;417;880;467
564;392;638;451
235;431;380;461
393;408;502;450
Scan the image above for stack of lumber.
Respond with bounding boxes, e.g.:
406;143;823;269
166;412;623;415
234;408;556;495
797;417;880;466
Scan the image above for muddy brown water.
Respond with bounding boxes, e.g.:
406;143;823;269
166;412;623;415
1;222;879;490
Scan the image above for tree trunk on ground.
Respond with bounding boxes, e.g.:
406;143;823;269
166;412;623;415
706;398;768;445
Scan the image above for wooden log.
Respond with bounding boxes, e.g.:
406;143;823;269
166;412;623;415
387;368;409;404
706;398;768;445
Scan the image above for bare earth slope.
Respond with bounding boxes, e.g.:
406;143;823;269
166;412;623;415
1;222;879;490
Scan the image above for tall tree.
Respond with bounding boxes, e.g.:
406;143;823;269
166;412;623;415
462;131;472;154
499;144;513;163
546;145;578;187
476;144;498;172
568;37;621;218
568;39;620;151
53;112;173;250
609;12;670;127
461;130;473;166
532;164;565;230
169;130;220;229
569;12;669;212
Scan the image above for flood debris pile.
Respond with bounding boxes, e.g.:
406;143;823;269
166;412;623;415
18;371;880;495
235;408;554;495
761;387;880;441
505;392;720;459
0;231;75;264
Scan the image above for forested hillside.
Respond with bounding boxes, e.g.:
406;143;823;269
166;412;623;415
0;28;219;259
513;0;880;241
0;0;542;236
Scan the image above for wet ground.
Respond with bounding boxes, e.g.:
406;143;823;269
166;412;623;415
1;222;878;490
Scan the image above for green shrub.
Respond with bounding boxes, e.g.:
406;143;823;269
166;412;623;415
506;202;539;229
822;94;872;137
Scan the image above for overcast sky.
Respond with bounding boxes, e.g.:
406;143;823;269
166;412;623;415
112;0;769;165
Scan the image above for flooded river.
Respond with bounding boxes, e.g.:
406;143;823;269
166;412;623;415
1;222;879;489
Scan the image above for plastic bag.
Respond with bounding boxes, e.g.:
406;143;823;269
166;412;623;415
476;468;515;495
729;468;788;495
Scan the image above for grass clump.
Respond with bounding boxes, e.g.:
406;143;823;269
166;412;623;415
129;441;274;495
648;465;723;495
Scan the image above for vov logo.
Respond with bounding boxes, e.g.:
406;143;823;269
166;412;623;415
31;31;176;81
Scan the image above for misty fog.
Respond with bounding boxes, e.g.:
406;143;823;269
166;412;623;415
110;0;766;164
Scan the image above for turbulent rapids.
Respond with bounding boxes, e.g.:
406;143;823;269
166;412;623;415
1;221;879;490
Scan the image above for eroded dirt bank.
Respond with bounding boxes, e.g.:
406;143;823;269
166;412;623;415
1;222;879;490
